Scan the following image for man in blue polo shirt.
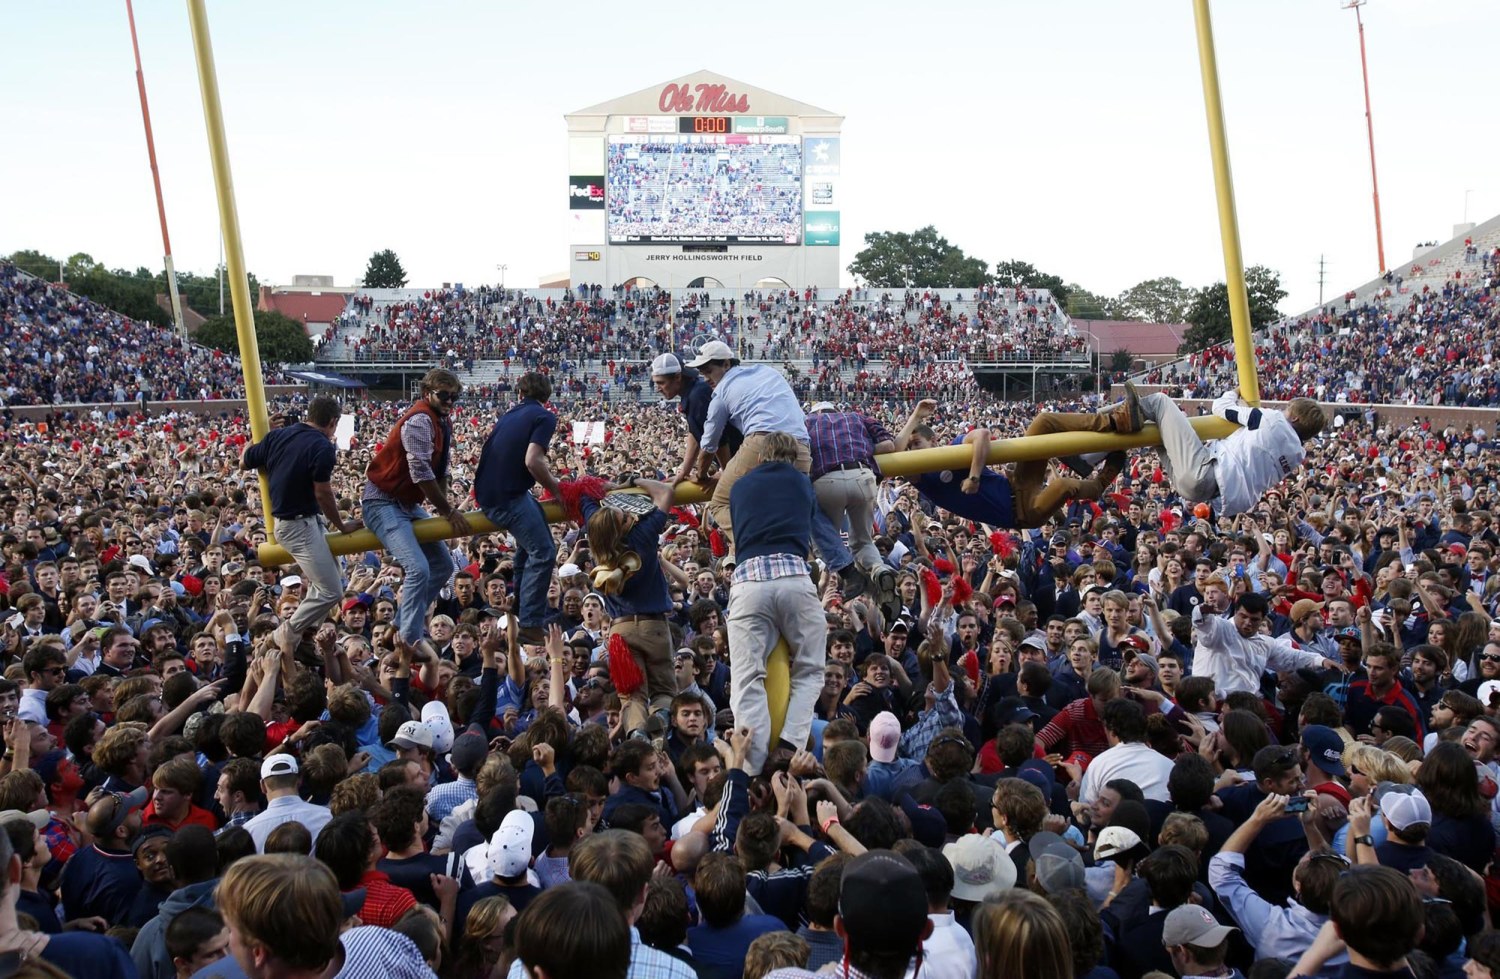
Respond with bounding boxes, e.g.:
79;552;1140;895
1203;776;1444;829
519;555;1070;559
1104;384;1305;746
241;396;354;661
901;398;1132;529
651;352;742;485
475;372;561;646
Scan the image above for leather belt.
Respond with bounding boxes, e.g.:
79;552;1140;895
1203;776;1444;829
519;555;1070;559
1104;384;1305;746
828;461;870;472
614;613;666;624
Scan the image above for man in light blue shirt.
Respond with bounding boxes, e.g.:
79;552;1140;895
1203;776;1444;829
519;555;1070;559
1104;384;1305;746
688;341;840;574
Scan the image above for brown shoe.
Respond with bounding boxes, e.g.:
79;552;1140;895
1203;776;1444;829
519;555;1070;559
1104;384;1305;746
1105;382;1144;435
1094;450;1127;488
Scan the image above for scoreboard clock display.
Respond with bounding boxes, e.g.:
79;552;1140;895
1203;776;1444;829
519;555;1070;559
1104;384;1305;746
678;116;732;134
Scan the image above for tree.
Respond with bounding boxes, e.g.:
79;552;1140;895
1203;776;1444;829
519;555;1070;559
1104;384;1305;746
362;249;408;289
1115;276;1197;323
992;260;1071;308
7;250;60;280
1109;348;1136;374
1064;283;1121;320
63;253;103;280
1179;265;1288;353
847;226;991;288
196;310;314;364
66;271;172;327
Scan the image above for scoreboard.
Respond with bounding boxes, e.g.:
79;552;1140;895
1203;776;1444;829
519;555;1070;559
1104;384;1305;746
621;115;791;135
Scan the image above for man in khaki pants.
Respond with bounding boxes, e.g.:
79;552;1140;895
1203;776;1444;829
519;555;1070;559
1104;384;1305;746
687;341;811;565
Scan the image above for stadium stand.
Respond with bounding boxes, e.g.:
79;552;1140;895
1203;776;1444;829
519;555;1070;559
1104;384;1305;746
0;262;281;406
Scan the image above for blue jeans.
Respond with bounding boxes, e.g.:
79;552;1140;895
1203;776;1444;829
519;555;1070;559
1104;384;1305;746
810;504;853;573
363;498;456;645
482;493;557;629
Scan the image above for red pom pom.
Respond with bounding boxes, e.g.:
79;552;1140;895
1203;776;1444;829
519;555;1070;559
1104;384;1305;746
608;632;644;696
951;574;973;606
932;557;957;576
919;567;942;607
960;649;980;687
556;476;611;524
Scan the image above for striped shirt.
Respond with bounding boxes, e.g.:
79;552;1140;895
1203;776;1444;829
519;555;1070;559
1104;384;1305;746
805;411;893;481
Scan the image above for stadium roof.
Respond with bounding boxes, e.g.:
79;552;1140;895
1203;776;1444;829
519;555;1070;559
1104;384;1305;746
285;370;364;389
1073;319;1187;358
566;70;841;122
257;287;349;327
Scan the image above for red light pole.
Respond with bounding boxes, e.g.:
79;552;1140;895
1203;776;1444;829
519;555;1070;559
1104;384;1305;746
1344;0;1386;274
125;0;186;335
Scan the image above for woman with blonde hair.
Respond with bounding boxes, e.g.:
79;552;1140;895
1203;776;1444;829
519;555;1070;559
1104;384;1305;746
972;889;1073;979
1335;743;1413;856
446;894;516;979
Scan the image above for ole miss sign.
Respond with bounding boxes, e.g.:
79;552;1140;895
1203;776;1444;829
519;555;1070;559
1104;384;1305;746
658;81;750;114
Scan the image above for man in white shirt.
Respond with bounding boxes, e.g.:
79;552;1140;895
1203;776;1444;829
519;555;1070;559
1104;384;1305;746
242;755;332;852
1078;698;1175;805
1131;383;1327;516
1192;591;1336;697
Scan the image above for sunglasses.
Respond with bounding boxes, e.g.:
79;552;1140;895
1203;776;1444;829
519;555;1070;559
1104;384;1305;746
1482;655;1500;663
431;389;461;404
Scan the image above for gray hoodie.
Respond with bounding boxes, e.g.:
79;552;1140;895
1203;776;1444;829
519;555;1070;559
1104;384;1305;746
131;878;220;979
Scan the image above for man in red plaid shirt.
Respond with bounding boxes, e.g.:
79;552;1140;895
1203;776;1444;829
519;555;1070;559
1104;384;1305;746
805;402;898;604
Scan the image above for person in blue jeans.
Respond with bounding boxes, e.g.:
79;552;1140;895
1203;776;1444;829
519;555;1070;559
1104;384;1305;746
475;372;561;646
361;368;469;652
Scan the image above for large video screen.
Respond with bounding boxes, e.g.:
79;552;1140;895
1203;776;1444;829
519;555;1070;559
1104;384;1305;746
607;134;802;245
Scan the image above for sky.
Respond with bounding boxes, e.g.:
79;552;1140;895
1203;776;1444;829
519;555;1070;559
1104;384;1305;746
3;0;1495;316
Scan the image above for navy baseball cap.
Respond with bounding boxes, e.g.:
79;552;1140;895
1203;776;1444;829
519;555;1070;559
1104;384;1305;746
1300;724;1346;778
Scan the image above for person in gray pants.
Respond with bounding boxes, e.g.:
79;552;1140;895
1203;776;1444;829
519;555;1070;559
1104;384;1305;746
241;395;356;663
1130;382;1327;516
725;432;829;776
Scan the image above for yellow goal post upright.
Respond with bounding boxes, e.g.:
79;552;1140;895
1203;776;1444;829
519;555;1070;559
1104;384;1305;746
185;0;276;539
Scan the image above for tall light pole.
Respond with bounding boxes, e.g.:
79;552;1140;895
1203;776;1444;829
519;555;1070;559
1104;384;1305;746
497;264;508;290
1344;0;1386;274
124;0;187;336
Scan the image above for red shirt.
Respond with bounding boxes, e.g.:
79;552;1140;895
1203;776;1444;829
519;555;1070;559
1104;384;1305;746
353;870;416;928
263;719;297;752
143;801;219;832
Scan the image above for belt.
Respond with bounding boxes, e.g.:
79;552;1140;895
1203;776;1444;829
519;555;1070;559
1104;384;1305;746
827;461;870;473
614;613;666;624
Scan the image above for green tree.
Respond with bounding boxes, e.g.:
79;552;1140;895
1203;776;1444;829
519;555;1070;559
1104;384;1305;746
175;266;261;318
7;250;61;280
1109;348;1135;374
1116;276;1197;323
63;253;103;280
362;249;408;289
1180;265;1287;353
196;310;314;364
66;271;172;327
1064;283;1120;319
847;226;991;288
992;260;1071;308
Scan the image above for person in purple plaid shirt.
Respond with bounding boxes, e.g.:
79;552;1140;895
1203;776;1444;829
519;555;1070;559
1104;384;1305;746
805;402;899;607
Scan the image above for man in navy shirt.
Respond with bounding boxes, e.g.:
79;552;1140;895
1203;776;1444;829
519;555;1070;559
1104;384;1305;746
901;399;1130;529
475;372;561;646
582;475;676;736
651;353;742;484
241;396;353;663
724;433;828;775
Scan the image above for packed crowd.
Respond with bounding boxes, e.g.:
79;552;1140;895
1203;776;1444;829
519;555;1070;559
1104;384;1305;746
606;139;804;243
319;286;694;370
1143;254;1500;406
5;348;1500;979
0;264;282;407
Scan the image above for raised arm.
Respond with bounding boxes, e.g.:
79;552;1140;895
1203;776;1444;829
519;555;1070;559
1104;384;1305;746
893;399;937;452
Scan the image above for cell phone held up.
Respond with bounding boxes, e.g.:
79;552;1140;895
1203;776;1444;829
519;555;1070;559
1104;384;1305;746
1283;796;1311;814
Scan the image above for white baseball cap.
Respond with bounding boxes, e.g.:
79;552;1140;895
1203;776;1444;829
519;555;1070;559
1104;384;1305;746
486;810;534;880
261;754;299;779
809;402;837;414
388;720;435;751
420;701;456;754
686;340;735;368
650;353;682;377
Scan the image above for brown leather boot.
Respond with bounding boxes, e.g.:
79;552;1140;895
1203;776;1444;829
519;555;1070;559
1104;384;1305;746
1104;382;1144;435
1094;450;1127;487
